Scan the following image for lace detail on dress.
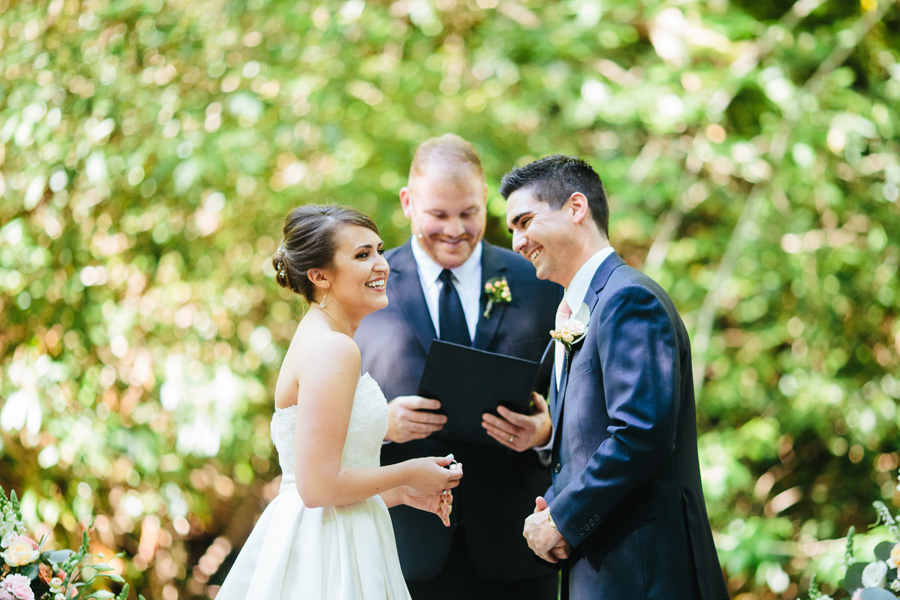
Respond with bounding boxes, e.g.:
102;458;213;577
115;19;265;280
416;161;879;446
270;373;388;476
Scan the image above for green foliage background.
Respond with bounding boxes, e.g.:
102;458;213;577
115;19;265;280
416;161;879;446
2;0;899;597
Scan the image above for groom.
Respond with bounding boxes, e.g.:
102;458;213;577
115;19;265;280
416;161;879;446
502;155;729;599
355;135;562;599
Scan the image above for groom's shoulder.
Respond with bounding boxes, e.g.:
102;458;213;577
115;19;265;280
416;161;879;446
610;262;666;295
606;263;679;316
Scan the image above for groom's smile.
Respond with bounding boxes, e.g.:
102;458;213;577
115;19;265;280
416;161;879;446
506;188;582;287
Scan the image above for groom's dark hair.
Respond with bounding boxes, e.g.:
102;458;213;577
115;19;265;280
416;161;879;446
499;155;609;236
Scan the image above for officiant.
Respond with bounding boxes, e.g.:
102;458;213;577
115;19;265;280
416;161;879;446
355;134;561;600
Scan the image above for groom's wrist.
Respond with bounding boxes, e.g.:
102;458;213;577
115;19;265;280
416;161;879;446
547;512;558;531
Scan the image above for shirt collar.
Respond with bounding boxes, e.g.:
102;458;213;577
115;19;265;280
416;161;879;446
564;247;616;312
410;237;483;286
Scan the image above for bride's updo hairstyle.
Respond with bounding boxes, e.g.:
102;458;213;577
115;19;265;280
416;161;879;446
272;204;380;304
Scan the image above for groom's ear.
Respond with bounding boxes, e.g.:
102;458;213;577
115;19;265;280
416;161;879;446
568;193;590;225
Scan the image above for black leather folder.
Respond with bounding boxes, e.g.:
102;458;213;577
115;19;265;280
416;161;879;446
417;340;542;448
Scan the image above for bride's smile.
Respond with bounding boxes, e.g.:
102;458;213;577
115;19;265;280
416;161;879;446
315;224;390;321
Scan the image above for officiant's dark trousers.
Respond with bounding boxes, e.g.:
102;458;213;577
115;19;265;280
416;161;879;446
405;527;558;600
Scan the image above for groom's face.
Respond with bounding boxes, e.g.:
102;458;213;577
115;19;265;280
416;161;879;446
401;164;487;269
506;187;579;287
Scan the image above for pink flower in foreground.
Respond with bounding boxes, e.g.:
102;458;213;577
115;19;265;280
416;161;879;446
0;574;35;600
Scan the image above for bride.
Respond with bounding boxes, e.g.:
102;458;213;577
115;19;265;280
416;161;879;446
217;205;463;599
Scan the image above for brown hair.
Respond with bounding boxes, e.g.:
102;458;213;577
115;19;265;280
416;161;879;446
499;155;610;237
409;133;485;182
272;205;380;303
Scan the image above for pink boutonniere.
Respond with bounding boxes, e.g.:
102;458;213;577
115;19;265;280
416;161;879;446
549;302;591;354
549;318;587;352
483;277;511;319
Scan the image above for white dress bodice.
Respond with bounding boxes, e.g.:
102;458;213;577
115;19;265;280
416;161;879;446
270;372;388;474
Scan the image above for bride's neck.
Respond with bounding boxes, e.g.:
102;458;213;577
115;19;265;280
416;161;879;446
310;304;359;337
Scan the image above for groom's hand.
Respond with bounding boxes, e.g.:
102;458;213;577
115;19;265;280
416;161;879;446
524;496;570;564
385;396;447;443
482;392;552;452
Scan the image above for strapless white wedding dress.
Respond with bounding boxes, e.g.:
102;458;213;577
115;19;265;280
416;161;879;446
217;373;411;599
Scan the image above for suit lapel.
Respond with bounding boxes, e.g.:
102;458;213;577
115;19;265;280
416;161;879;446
550;252;626;430
388;241;437;355
553;350;571;427
472;242;509;350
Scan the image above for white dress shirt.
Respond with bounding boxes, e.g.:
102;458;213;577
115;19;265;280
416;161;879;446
555;247;616;389
410;238;482;342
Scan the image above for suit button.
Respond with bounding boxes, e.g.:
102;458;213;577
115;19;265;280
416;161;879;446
554;463;561;474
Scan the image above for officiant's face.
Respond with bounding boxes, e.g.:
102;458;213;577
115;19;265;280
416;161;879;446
401;164;487;269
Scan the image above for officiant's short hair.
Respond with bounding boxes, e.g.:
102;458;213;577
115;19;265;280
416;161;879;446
273;205;379;303
409;134;484;182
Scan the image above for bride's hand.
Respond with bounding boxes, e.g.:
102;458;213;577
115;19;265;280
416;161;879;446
407;454;463;497
402;488;454;527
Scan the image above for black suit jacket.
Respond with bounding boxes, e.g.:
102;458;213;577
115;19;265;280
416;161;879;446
355;240;562;581
546;253;728;599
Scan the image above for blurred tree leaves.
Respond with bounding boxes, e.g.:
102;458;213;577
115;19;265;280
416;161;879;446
1;0;899;598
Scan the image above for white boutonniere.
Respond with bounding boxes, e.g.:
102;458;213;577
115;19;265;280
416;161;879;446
483;277;511;318
549;303;590;353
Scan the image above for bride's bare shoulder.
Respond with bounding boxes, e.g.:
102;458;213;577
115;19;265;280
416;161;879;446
286;321;359;370
274;317;361;408
304;330;359;362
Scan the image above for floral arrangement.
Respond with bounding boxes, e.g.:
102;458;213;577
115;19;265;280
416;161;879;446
549;318;587;352
809;473;900;600
0;486;142;600
483;277;511;318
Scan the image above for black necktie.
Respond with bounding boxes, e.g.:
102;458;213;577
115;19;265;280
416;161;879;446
438;269;471;346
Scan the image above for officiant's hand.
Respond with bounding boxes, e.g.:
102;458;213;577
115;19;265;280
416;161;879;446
386;395;447;443
481;392;552;452
524;496;570;564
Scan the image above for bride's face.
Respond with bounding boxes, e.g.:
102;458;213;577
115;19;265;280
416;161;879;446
322;225;389;317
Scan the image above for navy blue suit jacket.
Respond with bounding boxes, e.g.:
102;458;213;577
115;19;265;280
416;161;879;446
547;253;728;599
355;240;562;581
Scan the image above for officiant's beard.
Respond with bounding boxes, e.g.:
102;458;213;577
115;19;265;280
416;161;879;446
407;206;484;270
412;224;480;269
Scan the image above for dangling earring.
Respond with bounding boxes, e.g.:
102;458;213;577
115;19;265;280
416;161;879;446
319;290;327;309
